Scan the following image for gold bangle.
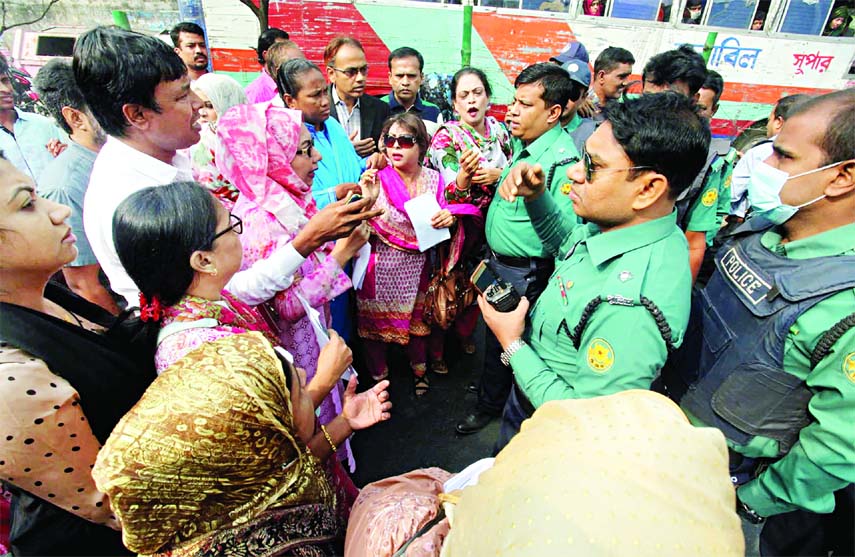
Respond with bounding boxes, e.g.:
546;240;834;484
320;424;337;453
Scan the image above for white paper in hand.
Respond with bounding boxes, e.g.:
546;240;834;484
295;293;356;380
351;243;371;290
443;458;495;492
404;193;451;252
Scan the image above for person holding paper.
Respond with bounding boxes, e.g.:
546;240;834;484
217;104;381;467
356;112;480;395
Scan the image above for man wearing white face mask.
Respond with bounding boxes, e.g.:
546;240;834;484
662;88;855;557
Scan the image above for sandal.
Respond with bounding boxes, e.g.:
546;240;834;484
430;359;449;375
461;338;476;355
413;373;430;397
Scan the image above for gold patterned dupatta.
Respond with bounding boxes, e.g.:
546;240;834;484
92;332;337;556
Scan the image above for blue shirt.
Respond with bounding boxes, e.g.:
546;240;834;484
0;108;67;181
37;141;99;266
306;118;365;208
381;93;442;123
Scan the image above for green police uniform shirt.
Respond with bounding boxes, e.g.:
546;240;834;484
684;172;720;237
723;223;855;518
702;147;739;245
485;125;580;258
508;193;692;407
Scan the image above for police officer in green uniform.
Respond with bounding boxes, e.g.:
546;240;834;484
456;63;581;434
482;92;710;450
664;89;855;556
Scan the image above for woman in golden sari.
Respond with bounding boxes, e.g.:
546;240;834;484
92;181;392;556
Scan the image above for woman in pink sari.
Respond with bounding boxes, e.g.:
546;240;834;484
216;104;372;467
357;112;481;396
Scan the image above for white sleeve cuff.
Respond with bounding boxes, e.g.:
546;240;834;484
226;243;306;306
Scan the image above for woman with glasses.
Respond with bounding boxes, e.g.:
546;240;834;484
0;156;155;555
188;73;248;208
216;104;379;468
425;67;512;358
357;112;481;395
93;181;391;556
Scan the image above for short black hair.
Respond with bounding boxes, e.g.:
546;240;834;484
604;92;710;198
170;22;206;47
0;53;8;75
33;59;87;135
74;26;187;138
277;58;322;97
790;89;855;166
451;67;492;98
113;181;219;307
256;28;289;65
773;93;810;120
514;63;574;111
642;44;707;97
388;47;424;72
700;70;724;106
594;47;635;75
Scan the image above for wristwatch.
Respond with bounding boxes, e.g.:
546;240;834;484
736;498;766;524
500;338;527;367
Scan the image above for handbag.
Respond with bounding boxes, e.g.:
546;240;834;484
423;245;476;330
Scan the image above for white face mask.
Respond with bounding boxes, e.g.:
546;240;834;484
747;160;842;224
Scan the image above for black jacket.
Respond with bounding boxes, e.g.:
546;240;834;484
328;84;391;148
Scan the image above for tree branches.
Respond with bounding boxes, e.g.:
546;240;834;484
0;0;61;36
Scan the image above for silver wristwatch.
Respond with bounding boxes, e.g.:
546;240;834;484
500;338;527;367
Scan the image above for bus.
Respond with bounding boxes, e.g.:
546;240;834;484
200;0;855;139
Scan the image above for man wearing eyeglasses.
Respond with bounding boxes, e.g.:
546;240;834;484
324;36;390;157
483;92;709;450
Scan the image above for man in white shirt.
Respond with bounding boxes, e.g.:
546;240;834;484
75;26;379;307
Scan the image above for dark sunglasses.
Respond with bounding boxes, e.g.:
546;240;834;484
210;213;243;244
383;134;417;149
294;138;316;158
582;148;653;183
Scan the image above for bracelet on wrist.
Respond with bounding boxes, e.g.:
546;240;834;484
320;424;337;454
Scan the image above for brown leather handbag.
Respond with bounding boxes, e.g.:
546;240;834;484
423;246;475;330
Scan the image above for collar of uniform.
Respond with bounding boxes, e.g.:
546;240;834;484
760;221;855;260
331;84;361;109
387;91;425;113
103;135;187;184
561;113;582;134
583;210;679;267
516;124;563;163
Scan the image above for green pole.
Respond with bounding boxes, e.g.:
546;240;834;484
701;31;718;65
112;10;131;30
462;3;473;67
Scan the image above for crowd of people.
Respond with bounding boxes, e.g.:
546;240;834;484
0;16;852;557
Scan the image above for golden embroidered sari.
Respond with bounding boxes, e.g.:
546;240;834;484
93;331;339;556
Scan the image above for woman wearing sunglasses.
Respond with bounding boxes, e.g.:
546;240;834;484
425;67;512;357
92;181;391;556
188;73;248;208
357;112;481;395
215;104;382;469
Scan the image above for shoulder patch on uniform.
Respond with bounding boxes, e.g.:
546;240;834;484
587;338;614;373
723;175;732;190
702;188;718;207
843;353;855;384
561;182;572;195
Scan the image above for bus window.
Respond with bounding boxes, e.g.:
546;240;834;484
750;6;768;30
681;0;705;24
610;0;664;21
581;0;607;16
531;0;571;12
779;0;834;35
707;0;759;28
822;5;854;36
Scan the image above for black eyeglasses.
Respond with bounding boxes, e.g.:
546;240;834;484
210;213;242;243
329;65;369;79
295;138;316;158
582;148;654;183
383;134;417;149
202;101;214;110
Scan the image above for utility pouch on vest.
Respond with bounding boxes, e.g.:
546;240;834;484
710;362;812;455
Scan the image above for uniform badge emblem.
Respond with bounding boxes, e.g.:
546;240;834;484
702;188;718;207
586;338;614;373
561;182;572;195
618;270;633;282
723;175;732;190
843;353;855;384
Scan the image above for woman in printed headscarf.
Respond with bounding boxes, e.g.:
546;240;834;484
216;104;377;468
823;5;854;36
189;73;248;207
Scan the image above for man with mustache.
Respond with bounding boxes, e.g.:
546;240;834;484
170;22;209;81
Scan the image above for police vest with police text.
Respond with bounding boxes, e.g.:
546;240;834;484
662;218;855;456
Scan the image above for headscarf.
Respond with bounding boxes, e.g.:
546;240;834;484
216;103;316;236
191;73;248;119
441;390;744;557
824;6;852;36
583;0;604;16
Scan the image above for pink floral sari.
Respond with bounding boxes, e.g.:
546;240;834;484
216;103;354;468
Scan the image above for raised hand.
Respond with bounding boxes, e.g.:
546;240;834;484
498;162;545;203
342;377;392;430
